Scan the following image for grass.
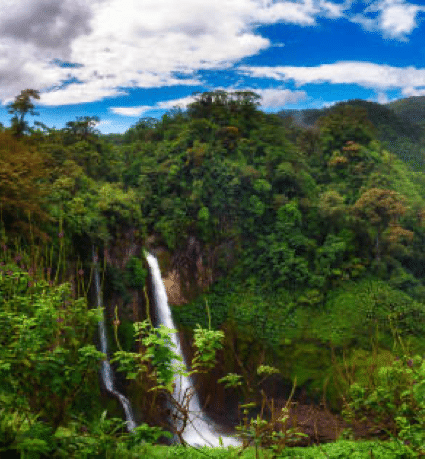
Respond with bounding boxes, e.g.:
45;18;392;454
128;439;415;459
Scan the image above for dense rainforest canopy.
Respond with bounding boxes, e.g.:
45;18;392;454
2;88;425;457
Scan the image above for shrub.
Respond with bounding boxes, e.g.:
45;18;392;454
343;352;425;457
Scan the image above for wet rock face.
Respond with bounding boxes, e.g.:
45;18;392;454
149;237;209;305
104;228;140;269
102;229;145;323
162;269;187;305
150;235;237;305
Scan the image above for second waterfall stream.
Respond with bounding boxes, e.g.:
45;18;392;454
93;260;137;432
145;253;240;447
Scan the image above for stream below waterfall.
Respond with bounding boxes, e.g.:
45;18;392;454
146;253;240;447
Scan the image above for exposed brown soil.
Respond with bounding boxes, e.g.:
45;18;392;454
206;399;382;447
276;401;363;445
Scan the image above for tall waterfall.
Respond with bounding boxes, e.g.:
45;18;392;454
93;259;137;432
146;253;240;447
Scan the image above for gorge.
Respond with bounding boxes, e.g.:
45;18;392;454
94;248;239;446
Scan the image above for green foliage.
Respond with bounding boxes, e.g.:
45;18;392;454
88;440;414;458
191;324;224;373
0;260;109;457
13;420;53;458
77;183;142;241
124;256;148;288
187;90;261;133
173;284;232;330
343;352;425;457
316;104;376;156
0;131;51;236
389;95;425;125
279;439;415;458
342;99;420;142
278;340;334;404
122;117;162;143
47;412;171;458
257;365;280;377
113;317;137;353
236;406;308;457
105;264;132;306
112;320;182;391
313;278;425;348
218;373;243;389
315;233;348;278
112;316;231;446
7;89;40;137
155;203;191;250
113;313;225;394
249;200;313;290
0;264;103;425
64;116;100;143
5;88;425;457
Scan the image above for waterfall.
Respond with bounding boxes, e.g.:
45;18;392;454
146;253;240;447
93;257;137;432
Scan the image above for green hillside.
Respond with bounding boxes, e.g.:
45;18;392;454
388;95;425;125
281;98;425;171
280;98;421;141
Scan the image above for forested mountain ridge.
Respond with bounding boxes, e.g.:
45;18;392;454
388;95;425;125
2;89;425;457
279;97;423;141
280;96;425;171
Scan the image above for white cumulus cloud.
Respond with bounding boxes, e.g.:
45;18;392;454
401;86;425;97
0;0;351;106
255;87;308;109
110;106;152;117
0;0;422;107
111;94;210;117
240;61;425;95
110;95;198;117
39;80;129;106
351;0;425;40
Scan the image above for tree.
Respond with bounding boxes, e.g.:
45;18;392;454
352;188;413;261
122;117;161;143
316;104;376;157
7;89;40;137
64;116;100;142
0;131;51;236
187;90;261;133
252;201;312;290
317;189;347;233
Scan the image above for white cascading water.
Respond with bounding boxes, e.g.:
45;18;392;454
93;260;137;432
145;253;240;447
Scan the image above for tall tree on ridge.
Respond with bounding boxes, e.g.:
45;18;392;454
7;89;40;137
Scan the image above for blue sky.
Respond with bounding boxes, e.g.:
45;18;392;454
1;0;425;133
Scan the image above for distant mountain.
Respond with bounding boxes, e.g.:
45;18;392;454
279;98;421;143
387;96;425;125
278;108;322;128
279;97;425;171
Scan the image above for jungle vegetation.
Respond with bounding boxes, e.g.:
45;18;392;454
2;88;425;457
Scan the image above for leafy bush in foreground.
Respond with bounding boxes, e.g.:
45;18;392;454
343;351;425;458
